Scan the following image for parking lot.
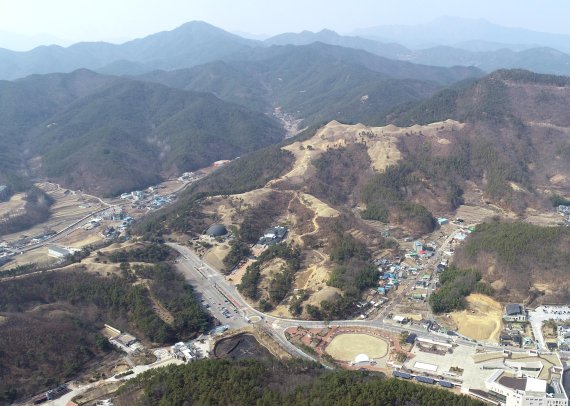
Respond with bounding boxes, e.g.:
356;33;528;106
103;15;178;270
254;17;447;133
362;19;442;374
528;305;570;350
173;248;248;329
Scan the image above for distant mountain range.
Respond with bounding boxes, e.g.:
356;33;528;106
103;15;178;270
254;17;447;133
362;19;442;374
138;42;481;126
0;30;71;51
351;16;570;52
2;18;570;197
2;18;570;81
0;21;257;80
262;28;570;77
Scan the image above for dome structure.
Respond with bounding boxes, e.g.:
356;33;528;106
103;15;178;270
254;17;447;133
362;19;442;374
354;353;370;364
206;224;228;237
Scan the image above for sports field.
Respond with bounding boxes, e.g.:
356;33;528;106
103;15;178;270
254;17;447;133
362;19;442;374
325;333;389;362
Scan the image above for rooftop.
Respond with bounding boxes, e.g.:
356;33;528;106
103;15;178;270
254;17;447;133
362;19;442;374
206;224;227;237
48;246;71;256
497;375;527;391
505;303;523;316
113;333;137;347
525;377;547;393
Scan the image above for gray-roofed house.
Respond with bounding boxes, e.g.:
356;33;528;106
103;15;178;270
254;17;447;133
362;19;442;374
503;304;527;322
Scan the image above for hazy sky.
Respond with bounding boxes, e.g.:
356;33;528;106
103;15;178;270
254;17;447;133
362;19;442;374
1;0;569;43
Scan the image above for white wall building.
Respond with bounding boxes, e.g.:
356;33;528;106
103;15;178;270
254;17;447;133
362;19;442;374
171;342;195;362
47;245;71;259
486;370;568;406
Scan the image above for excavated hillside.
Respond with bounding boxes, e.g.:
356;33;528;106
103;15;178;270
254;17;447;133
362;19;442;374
185;119;470;317
139;69;570;314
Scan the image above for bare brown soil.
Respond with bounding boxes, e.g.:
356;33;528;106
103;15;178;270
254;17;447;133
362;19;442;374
442;294;503;343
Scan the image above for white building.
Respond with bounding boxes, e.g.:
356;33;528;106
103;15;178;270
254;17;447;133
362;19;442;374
486;371;567;406
171;342;195;362
47;245;71;259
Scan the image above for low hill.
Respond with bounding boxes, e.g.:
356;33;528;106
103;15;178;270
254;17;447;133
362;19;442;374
453;221;570;304
0;70;284;196
0;257;210;402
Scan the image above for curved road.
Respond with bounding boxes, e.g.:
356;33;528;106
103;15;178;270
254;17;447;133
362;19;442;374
169;243;506;360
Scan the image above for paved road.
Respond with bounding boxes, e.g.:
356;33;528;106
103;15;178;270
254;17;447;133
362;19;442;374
173;248;248;330
47;357;183;406
17;179;199;255
371;221;473;323
168;243;506;357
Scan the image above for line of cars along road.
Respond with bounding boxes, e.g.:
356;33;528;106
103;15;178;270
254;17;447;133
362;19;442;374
200;297;238;320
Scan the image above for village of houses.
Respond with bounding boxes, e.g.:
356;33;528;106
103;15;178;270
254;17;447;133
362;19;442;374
4;168;570;405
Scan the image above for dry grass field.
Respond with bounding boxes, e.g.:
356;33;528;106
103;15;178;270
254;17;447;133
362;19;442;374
325;333;389;362
276;119;463;187
1;182;104;244
0;193;26;218
0;247;57;270
448;293;503;342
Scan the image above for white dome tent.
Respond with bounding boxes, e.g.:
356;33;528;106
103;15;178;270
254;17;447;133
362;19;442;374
352;353;371;366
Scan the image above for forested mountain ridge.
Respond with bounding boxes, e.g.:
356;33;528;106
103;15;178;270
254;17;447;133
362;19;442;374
138;42;482;127
134;69;570;319
0;21;258;80
0;70;284;196
265;27;570;76
141;69;570;237
0;40;486;195
0;69;119;185
383;69;570;211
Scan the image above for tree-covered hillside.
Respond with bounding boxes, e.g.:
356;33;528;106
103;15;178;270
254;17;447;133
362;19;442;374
385;69;570;212
0;71;284;196
117;358;484;406
139;42;482;127
453;220;570;303
0;69;118;184
0;254;210;402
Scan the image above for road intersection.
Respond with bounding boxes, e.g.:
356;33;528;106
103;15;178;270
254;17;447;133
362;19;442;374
169;243;506;360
